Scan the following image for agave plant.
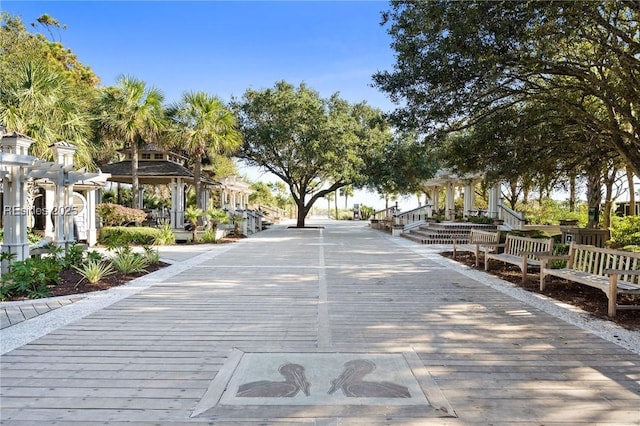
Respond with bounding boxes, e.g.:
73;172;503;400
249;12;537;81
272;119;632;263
110;250;148;274
73;260;115;286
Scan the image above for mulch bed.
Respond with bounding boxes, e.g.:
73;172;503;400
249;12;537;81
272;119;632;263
440;251;640;331
4;235;245;302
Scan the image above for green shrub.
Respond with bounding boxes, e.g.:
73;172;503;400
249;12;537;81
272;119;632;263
61;242;85;269
85;250;105;263
198;228;218;243
110;247;148;274
96;203;147;226
550;243;570;268
207;208;229;230
153;222;175;245
0;256;61;300
142;246;161;264
99;226;161;246
610;216;640;247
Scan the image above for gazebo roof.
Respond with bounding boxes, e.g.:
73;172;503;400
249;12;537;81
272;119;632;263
101;161;218;185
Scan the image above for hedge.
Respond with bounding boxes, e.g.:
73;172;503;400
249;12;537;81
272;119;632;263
98;226;162;246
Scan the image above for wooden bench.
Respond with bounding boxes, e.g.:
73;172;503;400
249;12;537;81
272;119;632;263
452;229;500;267
539;243;640;317
485;234;554;282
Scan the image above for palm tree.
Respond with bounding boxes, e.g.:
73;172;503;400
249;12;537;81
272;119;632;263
184;206;203;243
339;185;354;209
96;75;165;209
0;60;94;167
167;92;242;211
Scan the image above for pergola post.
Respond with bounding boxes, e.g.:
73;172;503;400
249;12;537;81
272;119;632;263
170;178;186;229
463;179;475;217
50;142;78;248
445;182;455;220
488;183;501;219
1;134;35;273
430;186;439;217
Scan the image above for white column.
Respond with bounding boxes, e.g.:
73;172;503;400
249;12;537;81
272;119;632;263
1;135;34;273
44;187;55;240
52;169;66;246
1;167;30;266
488;183;500;219
463;180;475;216
63;183;75;245
430;187;439;217
170;181;177;228
445;182;455;220
86;189;97;246
170;178;186;228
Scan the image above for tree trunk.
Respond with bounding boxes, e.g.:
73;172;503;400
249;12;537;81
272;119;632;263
586;168;603;229
131;142;141;209
194;154;203;210
569;174;576;212
603;175;614;229
334;189;338;219
296;200;309;227
627;165;636;216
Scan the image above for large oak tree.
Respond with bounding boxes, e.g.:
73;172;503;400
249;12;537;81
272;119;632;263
232;81;393;227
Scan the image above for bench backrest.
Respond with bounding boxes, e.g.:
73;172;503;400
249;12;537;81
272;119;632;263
504;235;554;260
469;229;500;244
568;243;640;284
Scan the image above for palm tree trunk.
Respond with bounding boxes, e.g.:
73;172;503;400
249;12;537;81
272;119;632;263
131;142;141;209
194;154;203;211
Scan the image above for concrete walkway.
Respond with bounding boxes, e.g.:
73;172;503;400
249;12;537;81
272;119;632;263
1;219;639;425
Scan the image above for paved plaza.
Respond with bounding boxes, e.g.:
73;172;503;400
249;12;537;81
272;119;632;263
1;219;639;425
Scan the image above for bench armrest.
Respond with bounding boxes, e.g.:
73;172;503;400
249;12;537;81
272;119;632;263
605;269;640;276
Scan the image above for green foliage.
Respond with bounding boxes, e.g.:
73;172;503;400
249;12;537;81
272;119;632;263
167;91;241;210
233;81;395;227
101;189;133;207
99;226;161;246
110;247;148;274
0;13;98;167
142;246;160;265
73;260;114;285
610;216;640;247
153;222;176;245
520;199;588;226
61;242;85;269
184;206;203;226
373;2;640;180
207;208;229;229
96;203;147;226
198;228;219;243
0;256;61;300
550;243;571;269
359;205;374;220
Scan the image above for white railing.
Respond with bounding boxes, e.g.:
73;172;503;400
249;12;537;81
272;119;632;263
395;205;431;226
371;206;399;220
499;204;526;230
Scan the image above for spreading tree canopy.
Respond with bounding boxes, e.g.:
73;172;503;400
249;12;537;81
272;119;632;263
232;81;394;227
373;1;640;178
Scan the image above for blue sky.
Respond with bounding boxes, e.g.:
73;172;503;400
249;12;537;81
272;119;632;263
2;0;409;209
2;1;396;109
